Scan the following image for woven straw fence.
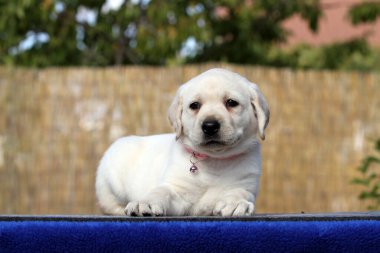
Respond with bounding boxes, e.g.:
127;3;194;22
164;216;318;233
0;64;379;214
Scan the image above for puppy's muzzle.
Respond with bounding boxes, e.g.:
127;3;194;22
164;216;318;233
202;120;220;136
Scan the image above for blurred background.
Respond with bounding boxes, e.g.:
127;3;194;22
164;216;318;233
0;0;379;214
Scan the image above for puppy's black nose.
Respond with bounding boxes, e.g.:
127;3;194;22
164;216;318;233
202;120;220;136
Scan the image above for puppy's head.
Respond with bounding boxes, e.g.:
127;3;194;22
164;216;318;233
168;68;269;156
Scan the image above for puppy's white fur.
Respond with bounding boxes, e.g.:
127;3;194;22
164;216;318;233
96;68;269;216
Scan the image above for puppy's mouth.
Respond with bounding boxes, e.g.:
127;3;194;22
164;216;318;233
200;136;240;149
202;140;226;147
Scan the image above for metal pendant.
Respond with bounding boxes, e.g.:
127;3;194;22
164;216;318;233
189;152;200;174
189;164;198;174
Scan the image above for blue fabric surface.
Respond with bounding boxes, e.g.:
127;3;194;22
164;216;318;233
1;215;380;253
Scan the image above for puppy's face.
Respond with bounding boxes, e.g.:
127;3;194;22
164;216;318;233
168;69;269;156
182;77;253;153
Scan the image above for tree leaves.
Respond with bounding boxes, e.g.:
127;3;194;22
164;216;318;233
1;0;378;67
353;140;380;210
0;0;323;67
349;1;380;25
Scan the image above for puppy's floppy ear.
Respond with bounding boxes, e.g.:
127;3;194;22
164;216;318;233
168;86;184;140
249;83;270;140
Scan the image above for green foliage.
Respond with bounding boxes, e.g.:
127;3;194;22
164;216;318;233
188;0;322;64
285;39;380;71
0;0;321;67
0;0;379;70
353;140;380;210
0;0;88;66
349;1;380;25
229;38;380;71
0;0;194;66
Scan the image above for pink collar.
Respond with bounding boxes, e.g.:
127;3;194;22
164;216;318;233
184;146;209;160
183;145;244;161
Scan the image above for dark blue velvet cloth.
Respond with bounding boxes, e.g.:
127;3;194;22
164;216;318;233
1;213;380;253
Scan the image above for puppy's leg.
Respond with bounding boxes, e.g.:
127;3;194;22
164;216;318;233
125;185;189;216
97;193;126;215
96;178;126;215
191;188;220;216
213;188;256;217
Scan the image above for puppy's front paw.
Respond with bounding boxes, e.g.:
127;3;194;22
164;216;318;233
124;201;165;217
191;204;214;216
213;200;255;217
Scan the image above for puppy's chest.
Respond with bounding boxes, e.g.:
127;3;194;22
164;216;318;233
167;155;253;203
179;163;240;200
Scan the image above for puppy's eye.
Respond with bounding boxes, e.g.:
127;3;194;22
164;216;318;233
225;99;239;108
189;102;201;110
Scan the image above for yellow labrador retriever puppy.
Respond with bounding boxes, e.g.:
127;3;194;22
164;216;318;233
96;68;269;216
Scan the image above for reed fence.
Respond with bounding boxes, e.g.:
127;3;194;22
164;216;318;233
0;64;379;214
